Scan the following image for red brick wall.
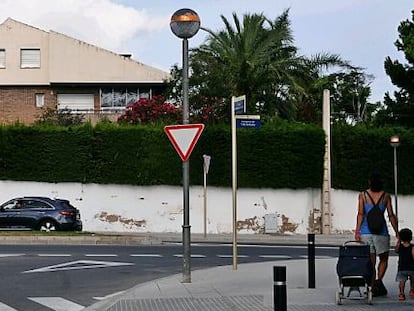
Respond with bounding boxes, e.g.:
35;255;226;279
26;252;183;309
0;87;57;124
0;86;102;124
0;86;162;125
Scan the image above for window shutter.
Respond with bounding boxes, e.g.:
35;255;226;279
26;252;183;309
0;49;5;68
21;49;40;68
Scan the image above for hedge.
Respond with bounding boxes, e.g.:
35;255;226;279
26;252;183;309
0;123;413;194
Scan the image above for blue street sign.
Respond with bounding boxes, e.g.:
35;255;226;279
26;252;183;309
236;118;261;129
234;99;245;115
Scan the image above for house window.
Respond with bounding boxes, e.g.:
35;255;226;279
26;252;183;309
100;88;152;112
35;93;44;108
21;49;40;68
0;49;5;68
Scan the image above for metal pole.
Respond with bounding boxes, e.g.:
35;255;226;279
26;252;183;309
308;233;315;288
182;38;191;283
203;169;207;238
273;266;287;311
231;97;238;270
393;146;398;219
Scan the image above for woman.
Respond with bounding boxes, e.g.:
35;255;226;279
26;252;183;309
355;172;399;296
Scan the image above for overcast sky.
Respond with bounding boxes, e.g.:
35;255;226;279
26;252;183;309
0;0;412;102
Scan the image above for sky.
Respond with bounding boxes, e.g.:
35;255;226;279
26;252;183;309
0;0;412;103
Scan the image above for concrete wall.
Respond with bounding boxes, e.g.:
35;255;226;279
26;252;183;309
0;180;412;234
0;18;50;85
0;18;168;85
0;87;55;124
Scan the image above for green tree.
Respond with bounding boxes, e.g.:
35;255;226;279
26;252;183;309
305;69;377;124
188;10;346;121
382;10;414;127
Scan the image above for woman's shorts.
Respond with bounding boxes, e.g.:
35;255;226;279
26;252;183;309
396;271;414;282
360;234;390;255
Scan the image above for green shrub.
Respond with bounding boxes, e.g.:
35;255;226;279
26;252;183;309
0;122;413;194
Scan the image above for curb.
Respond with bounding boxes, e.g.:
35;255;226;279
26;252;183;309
0;232;357;246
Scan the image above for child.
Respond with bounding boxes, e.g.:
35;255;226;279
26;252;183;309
395;228;414;301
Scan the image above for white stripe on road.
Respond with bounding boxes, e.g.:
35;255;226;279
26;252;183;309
28;297;84;311
23;260;134;273
173;254;207;258
38;254;72;257
259;255;292;259
93;290;126;300
0;302;17;310
85;254;118;257
130;254;163;257
216;255;249;258
0;254;25;257
300;255;334;259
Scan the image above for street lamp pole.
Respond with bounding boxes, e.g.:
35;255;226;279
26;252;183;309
170;8;200;283
390;136;400;219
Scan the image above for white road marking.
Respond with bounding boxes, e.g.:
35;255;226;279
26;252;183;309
259;255;292;259
317;246;339;250
0;254;25;258
130;254;163;257
216;255;249;258
85;254;118;257
28;297;84;311
173;254;207;258
38;254;72;257
0;302;17;310
300;255;334;259
93;290;126;300
254;245;310;249
22;260;134;273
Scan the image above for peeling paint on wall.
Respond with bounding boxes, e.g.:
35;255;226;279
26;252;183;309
236;217;264;233
95;212;146;228
3;181;402;234
158;205;183;221
308;208;321;234
279;214;298;233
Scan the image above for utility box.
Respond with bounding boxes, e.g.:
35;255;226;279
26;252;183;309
264;213;279;234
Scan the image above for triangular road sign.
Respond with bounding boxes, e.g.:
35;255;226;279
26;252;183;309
164;124;205;161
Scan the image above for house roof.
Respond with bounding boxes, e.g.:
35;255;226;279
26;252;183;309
0;18;169;85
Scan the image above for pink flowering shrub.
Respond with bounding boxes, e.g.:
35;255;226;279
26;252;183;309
190;96;229;124
117;95;228;125
117;96;181;125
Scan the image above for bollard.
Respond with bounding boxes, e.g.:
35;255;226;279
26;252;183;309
308;233;315;288
273;266;287;311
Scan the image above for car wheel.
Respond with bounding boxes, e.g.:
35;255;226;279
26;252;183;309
39;219;58;232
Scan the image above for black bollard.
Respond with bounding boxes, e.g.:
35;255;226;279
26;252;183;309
273;266;287;311
308;233;315;288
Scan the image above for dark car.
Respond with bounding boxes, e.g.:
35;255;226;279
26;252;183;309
0;196;82;232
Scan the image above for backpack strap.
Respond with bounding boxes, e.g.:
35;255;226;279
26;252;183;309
364;191;385;209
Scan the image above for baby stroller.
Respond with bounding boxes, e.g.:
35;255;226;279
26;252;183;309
336;241;374;305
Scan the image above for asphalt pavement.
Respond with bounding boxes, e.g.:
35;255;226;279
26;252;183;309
60;232;409;311
1;232;409;310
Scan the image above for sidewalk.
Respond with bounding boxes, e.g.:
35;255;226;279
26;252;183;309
81;233;411;311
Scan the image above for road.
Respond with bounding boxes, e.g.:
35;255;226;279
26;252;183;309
0;243;341;310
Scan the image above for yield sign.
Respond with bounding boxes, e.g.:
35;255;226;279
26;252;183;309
164;124;204;161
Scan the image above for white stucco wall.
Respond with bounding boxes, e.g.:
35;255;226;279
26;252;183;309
0;181;412;234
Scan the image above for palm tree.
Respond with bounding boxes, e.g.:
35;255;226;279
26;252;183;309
189;10;348;121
